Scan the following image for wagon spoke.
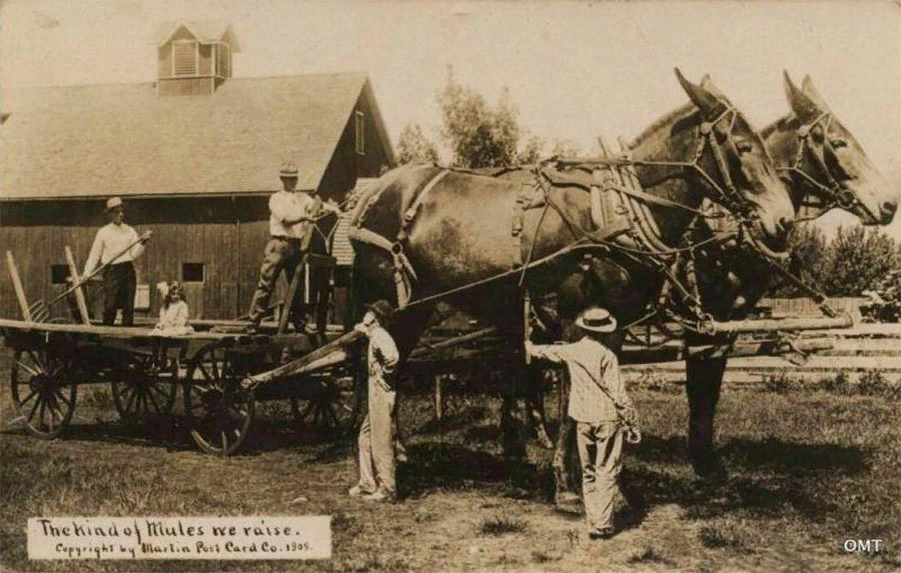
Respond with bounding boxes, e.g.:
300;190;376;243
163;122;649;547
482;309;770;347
26;350;46;374
15;360;40;378
198;364;213;383
38;401;47;432
146;388;162;413
125;387;138;415
211;354;221;381
19;390;39;408
27;395;42;424
220;431;228;452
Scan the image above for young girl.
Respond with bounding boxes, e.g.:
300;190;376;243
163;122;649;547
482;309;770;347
152;281;193;335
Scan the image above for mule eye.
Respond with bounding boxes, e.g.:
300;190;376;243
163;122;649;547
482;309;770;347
830;139;848;149
736;141;753;155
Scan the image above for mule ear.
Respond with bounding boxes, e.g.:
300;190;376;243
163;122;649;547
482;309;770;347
675;68;724;118
783;70;821;120
800;74;832;112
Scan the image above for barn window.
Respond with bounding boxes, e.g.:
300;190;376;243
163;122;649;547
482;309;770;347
51;265;71;285
182;262;205;283
172;40;198;76
355;110;365;155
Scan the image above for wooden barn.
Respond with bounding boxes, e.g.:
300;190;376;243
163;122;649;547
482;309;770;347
0;23;395;322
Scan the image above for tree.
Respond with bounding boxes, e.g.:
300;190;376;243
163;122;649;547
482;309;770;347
436;69;538;168
820;225;901;296
769;223;827;297
550;139;583;158
396;123;438;165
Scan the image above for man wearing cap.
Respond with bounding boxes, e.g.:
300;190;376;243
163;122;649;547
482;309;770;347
245;162;340;332
348;300;400;503
525;307;640;539
83;197;149;326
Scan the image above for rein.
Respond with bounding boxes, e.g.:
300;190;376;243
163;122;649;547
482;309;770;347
776;112;877;223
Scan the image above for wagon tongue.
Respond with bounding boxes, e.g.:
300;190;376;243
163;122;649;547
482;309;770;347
241;330;364;391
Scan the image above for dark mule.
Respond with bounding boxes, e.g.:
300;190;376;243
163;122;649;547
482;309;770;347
678;72;900;480
349;70;794;485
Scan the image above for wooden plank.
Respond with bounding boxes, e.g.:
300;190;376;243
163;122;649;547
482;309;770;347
5;251;32;322
63;246;91;325
624;355;901;371
278;256;307;334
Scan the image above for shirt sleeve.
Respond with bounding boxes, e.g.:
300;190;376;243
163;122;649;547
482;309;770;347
175;301;190;326
270;193;307;223
127;226;145;260
600;351;637;422
374;330;400;376
83;229;104;275
528;343;569;364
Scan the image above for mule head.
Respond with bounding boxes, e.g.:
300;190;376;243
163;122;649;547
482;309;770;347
774;71;898;225
675;69;794;251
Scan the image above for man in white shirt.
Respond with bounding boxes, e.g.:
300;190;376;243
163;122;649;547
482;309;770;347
348;300;400;503
83;197;148;326
245;162;339;332
525;307;641;539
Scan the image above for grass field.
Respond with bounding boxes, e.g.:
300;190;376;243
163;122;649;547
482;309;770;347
1;348;900;573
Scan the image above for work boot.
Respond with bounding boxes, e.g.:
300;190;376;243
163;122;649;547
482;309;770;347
348;483;375;497
588;527;615;540
362;488;396;503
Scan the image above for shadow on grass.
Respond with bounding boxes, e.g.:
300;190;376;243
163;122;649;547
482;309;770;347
632;434;870;477
398;442;554;501
413;405;490;435
3;414;357;459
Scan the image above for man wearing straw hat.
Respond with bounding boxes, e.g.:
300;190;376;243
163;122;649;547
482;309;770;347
245;161;339;333
82;197;148;326
525;306;641;539
348;300;400;503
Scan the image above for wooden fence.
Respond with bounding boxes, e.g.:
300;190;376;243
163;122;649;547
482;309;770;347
623;323;901;385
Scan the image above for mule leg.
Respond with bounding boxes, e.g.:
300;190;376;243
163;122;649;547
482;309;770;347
524;365;554;449
685;356;728;482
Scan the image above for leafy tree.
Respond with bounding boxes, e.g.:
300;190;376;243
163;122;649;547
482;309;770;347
820;225;901;296
396;123;438;165
436;69;538;168
550;139;583;158
769;223;827;297
517;134;545;165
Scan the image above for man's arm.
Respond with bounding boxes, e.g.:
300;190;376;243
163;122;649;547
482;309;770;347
524;341;568;364
374;331;400;377
600;351;638;424
83;230;104;276
127;226;146;260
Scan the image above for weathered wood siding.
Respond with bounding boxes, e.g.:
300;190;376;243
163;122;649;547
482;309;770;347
0;197;271;321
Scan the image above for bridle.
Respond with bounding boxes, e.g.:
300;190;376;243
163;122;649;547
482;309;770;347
777;112;877;223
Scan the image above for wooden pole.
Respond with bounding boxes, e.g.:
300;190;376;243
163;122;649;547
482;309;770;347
278;255;308;334
64;246;91;325
6;251;32;322
704;315;854;334
434;375;443;421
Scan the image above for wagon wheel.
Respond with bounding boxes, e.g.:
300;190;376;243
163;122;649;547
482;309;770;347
184;343;256;455
10;347;77;438
290;373;362;439
110;353;179;421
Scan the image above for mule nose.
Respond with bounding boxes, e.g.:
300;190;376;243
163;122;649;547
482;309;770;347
881;199;898;221
776;216;793;236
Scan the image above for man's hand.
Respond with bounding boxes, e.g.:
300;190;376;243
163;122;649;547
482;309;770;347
139;231;153;244
625;425;642;444
353;322;368;335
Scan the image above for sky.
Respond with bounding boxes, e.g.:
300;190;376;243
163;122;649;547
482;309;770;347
2;0;900;237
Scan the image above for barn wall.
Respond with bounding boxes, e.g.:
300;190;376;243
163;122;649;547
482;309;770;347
0;196;270;321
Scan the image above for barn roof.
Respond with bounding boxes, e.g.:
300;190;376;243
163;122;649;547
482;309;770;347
151;21;241;51
0;72;394;200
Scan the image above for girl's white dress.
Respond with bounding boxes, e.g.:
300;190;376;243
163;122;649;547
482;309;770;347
152;300;194;335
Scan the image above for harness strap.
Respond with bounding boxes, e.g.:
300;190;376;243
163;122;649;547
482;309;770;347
347;226;417;308
397;169;450;242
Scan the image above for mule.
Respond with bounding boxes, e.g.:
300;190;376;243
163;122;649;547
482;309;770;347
551;72;900;494
349;70;795;484
678;72;899;480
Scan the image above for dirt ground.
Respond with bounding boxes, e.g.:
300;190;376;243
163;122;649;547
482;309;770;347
1;349;900;573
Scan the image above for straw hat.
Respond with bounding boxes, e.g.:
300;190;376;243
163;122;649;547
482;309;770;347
575;307;617;333
106;197;124;211
279;161;299;178
365;300;395;326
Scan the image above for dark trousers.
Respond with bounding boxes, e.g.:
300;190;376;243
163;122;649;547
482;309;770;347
248;237;306;325
102;262;136;326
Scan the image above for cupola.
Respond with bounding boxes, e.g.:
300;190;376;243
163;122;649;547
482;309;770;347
154;22;240;96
